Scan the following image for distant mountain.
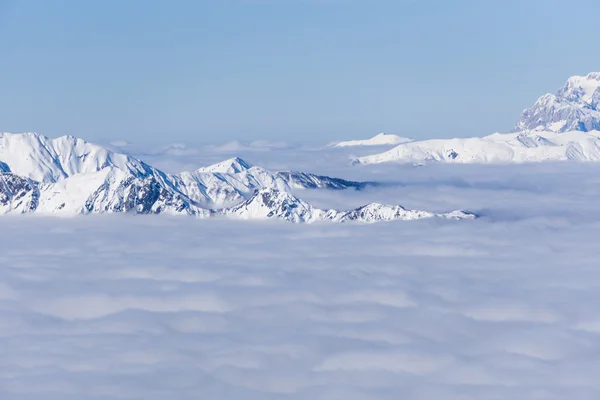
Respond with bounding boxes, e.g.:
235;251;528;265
353;130;600;165
333;133;413;147
221;188;476;223
515;72;600;133
0;132;473;223
352;73;600;165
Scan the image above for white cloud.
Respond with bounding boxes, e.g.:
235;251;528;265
3;163;600;398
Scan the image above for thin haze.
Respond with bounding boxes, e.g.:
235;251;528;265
0;0;599;143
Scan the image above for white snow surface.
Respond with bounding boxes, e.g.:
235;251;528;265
3;162;600;399
354;130;600;165
0;132;151;183
195;156;254;174
333;133;413;147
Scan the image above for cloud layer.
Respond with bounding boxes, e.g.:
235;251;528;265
2;159;600;399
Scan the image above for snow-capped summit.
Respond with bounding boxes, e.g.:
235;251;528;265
195;157;253;174
333;133;413;147
514;72;600;133
0;132;152;183
223;188;316;223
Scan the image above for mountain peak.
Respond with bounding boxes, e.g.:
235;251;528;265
0;131;151;182
586;72;600;81
515;72;600;133
223;188;316;223
196;157;253;174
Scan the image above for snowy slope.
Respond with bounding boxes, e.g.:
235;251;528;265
333;133;413;147
223;188;476;223
0;132;152;183
195;157;253;174
515;72;600;132
354;130;600;165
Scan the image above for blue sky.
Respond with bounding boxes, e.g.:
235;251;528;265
1;0;599;143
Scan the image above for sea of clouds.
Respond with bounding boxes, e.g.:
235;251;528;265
2;144;600;399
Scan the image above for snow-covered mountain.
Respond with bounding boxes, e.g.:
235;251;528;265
333;133;413;147
173;159;369;208
352;73;600;165
2;132;467;223
353;130;600;165
0;132;476;223
515;72;600;133
0;132;368;209
222;188;476;223
0;132;153;183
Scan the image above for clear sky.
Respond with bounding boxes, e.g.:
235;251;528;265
1;0;599;144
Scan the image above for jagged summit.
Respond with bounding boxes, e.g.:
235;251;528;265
196;157;253;174
514;72;600;133
223;188;316;223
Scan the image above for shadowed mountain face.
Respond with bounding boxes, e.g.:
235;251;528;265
0;172;39;213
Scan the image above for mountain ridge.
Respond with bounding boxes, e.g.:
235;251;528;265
0;132;472;223
222;188;476;223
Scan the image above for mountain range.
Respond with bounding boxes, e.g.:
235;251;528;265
352;72;600;165
0;132;474;222
5;72;594;219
